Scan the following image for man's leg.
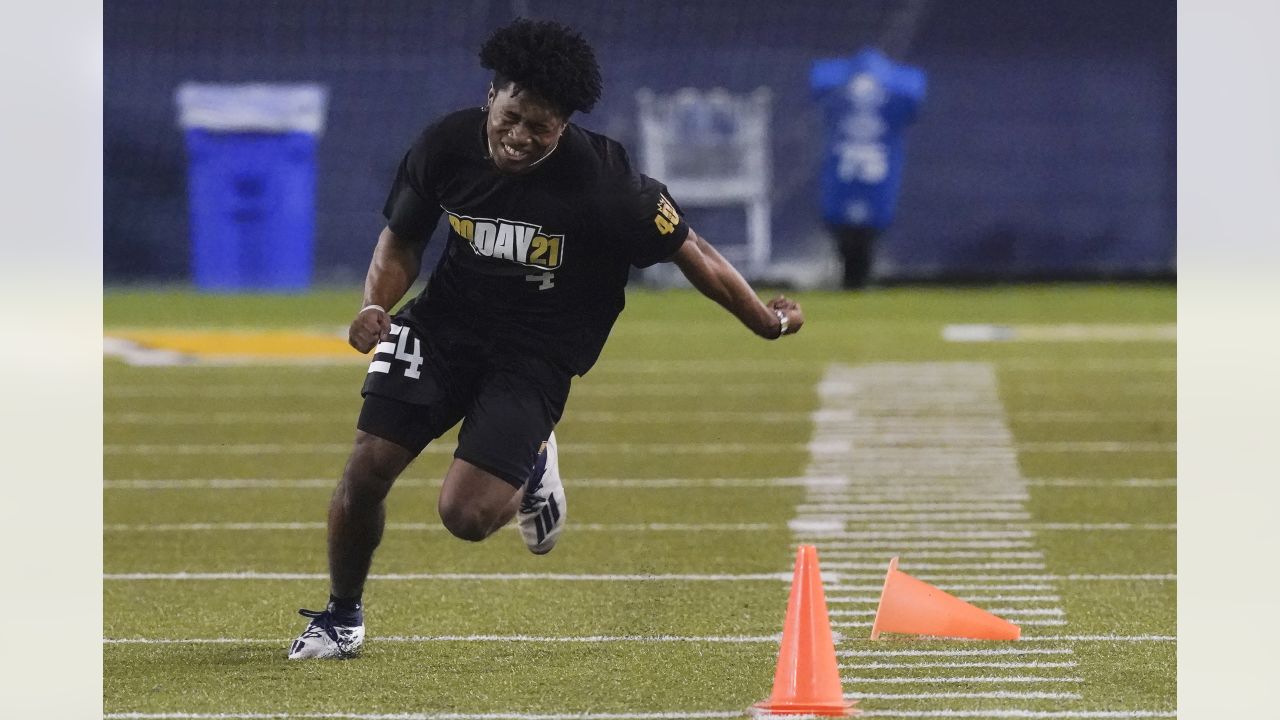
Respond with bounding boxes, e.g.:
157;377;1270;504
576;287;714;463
289;430;416;660
329;430;417;598
438;434;564;554
437;457;523;541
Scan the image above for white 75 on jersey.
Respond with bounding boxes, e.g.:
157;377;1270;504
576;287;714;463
367;324;423;379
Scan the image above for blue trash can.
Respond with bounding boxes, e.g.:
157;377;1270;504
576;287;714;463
176;83;328;291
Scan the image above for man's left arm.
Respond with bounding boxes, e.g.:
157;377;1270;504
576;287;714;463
670;229;804;339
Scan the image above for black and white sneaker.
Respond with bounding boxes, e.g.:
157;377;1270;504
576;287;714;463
517;431;565;555
286;605;364;660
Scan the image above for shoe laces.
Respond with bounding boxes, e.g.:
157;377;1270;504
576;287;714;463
520;476;545;514
297;608;339;643
521;448;548;514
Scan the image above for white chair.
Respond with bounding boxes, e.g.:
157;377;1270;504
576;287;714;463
635;86;773;277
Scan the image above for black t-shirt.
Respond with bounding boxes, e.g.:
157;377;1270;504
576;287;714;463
382;107;689;376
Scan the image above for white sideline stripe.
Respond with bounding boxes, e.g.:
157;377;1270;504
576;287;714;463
846;691;1081;700
838;648;1074;657
102;440;1174;455
855;707;1172;712
104;522;779;533
842;676;1083;684
103;571;812;582
104;634;779;646
842;661;1078;669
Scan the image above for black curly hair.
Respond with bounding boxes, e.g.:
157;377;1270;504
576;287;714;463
479;18;603;117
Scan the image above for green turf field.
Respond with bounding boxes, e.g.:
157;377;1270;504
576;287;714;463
103;284;1175;719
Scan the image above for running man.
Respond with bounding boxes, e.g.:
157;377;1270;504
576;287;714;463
289;18;804;659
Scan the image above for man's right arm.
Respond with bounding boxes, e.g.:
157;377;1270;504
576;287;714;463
348;225;426;353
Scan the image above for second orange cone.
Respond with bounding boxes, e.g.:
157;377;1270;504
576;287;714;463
870;556;1021;641
752;545;858;717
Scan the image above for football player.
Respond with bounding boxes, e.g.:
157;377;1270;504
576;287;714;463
289;17;804;659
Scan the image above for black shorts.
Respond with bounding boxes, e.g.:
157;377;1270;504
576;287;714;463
356;317;571;489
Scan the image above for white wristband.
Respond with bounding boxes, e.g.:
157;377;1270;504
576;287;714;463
773;309;788;339
359;304;387;316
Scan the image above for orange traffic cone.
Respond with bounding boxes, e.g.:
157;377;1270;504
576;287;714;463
870;557;1021;641
752;545;858;717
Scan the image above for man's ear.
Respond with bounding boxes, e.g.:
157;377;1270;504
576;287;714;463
485;85;497;108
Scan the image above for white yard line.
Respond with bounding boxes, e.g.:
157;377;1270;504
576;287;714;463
812;541;1037;550
841;676;1083;684
831;608;1064;617
793;524;1175;536
823;574;1173;582
818;551;1045;560
828;595;1061;604
834;619;1069;628
855;707;1172;712
103;408;1178;425
841;661;1078;669
822;562;1048;571
845;691;1082;700
103;571;822;583
102;476;830;490
838;648;1075;657
104;522;778;533
1014;635;1176;642
104;634;779;645
103;442;810;456
829;583;1057;592
1024;478;1175;488
107;707;747;712
104;440;1170;455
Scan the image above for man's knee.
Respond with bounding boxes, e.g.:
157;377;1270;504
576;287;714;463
438;499;494;542
338;432;413;506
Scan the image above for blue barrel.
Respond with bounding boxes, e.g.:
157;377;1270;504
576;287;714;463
177;84;328;291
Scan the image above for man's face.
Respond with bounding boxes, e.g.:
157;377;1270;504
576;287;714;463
485;84;567;174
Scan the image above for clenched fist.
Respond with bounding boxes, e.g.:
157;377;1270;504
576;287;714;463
768;295;804;337
349;305;391;353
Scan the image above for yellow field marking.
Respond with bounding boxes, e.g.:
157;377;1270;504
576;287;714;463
108;329;357;360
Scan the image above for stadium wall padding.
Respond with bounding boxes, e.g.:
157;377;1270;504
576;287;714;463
105;0;1175;283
